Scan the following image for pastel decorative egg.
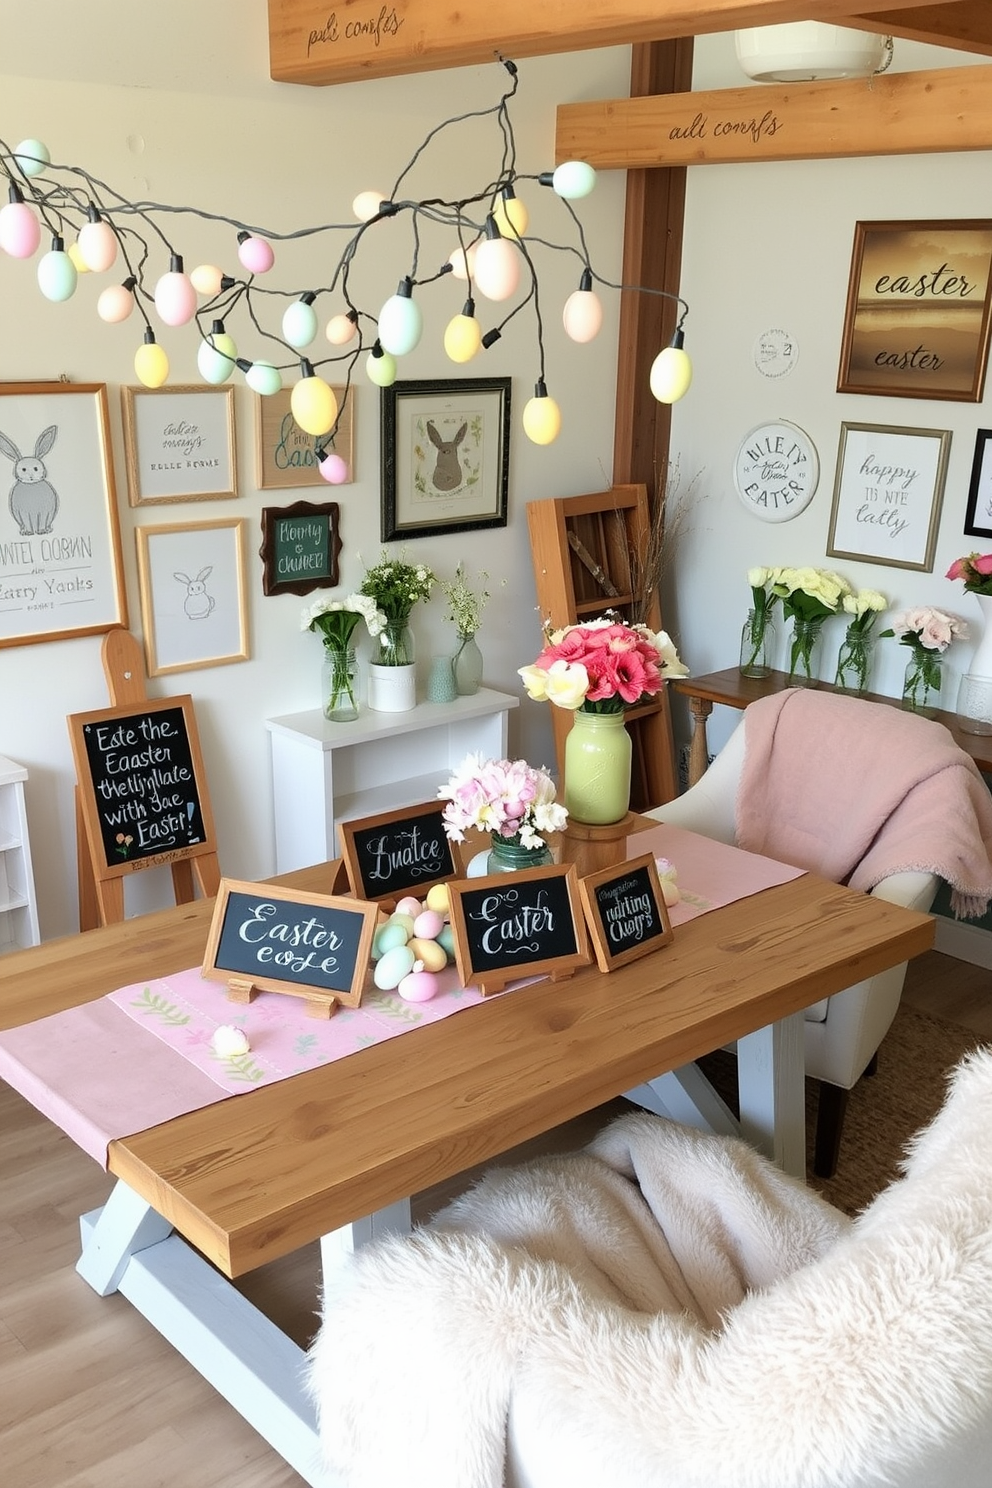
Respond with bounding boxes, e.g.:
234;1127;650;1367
412;909;444;941
407;936;447;972
387;911;416;936
661;880;681;907
373;944;416;990
398;968;439;1002
373;921;409;958
437;924;456;959
212;1024;250;1057
425;883;450;914
395;895;423;917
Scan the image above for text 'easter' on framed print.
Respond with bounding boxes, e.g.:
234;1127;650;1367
577;852;673;973
202;878;378;1018
446;862;591;998
254;385;354;490
259;499;342;597
338;800;460;905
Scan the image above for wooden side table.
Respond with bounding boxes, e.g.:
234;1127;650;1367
673;668;992;787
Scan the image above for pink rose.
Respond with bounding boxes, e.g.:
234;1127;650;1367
974;553;992;575
946;557;967;580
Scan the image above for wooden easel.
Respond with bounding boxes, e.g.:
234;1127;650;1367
75;628;221;930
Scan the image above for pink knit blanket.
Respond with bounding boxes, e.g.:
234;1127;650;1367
735;690;992;920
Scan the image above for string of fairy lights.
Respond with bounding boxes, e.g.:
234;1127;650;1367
0;58;692;481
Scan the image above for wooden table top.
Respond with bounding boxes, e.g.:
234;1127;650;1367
0;852;933;1279
673;667;992;774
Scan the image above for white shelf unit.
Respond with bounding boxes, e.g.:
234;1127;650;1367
0;754;40;953
265;688;519;873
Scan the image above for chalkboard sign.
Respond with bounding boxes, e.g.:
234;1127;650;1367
447;862;591;998
259;498;341;596
68;695;218;880
202;877;377;1017
339;800;459;904
577;853;673;973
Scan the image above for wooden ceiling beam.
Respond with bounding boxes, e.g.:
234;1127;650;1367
555;62;992;168
267;0;951;86
846;4;992;57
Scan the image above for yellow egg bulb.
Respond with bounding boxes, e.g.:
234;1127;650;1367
290;374;337;436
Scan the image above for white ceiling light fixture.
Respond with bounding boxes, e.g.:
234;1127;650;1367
734;23;893;83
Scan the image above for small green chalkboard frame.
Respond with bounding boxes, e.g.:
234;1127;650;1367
202;877;377;1018
577;852;673;973
259;498;342;597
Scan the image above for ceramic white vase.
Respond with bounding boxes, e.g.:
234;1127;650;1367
970;593;992;676
368;663;416;712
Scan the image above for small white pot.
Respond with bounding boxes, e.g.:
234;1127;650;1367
368;662;416;712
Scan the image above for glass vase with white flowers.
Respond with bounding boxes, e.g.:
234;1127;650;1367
302;594;386;722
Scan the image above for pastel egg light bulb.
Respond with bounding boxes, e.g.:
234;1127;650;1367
447;242;477;281
649;329;693;403
353;189;386;222
492;184;529;239
0;186;41;258
316;446;349;484
242;359;283;396
377;277;422;356
366;341;397;387
562;268;603;343
551;160;596;200
77;208;118;272
68;241;90;274
325;309;358;345
282;292;318;350
14;138;50;177
522;380;561;445
290;361;337;436
236;231;274;274
134;330;169;388
97;277;136;323
197;319;238;384
154;254;196;326
191;262;224;296
473;217;520;302
37;236;77;301
443;297;482;363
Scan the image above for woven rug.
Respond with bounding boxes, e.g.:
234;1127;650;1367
700;1001;987;1217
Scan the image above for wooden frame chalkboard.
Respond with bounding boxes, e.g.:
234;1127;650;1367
338;800;459;904
259;498;342;596
577;852;673;973
68;694;219;883
446;862;591;998
202;877;377;1018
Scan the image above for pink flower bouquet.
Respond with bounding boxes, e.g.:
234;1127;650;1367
438;753;568;849
946;552;992;596
518;617;688;715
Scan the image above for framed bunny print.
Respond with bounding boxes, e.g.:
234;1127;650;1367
135;517;249;676
380;377;510;541
121;385;237;505
0;381;128;647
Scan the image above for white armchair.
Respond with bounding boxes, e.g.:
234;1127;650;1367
645;711;938;1176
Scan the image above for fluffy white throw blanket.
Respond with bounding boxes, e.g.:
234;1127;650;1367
306;1052;992;1487
735;689;992;919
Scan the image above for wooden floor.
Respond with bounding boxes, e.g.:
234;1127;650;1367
1;948;988;1488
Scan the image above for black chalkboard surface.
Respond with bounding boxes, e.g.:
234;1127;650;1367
447;862;591;997
578;853;673;973
202;878;377;1015
339;800;459;903
68;695;218;879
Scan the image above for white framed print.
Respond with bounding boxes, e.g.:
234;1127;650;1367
121;384;237;506
135;517;249;676
826;422;951;572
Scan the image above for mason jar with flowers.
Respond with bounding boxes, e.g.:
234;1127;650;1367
880;605;969;716
438;753;568;874
833;587;887;695
301;593;386;722
359;551;436;711
739;566;781;678
518;616;688;826
772;565;851;686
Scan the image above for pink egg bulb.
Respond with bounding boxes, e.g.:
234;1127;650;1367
395;896;423;917
97;283;134;323
154;266;197;327
398;969;439;1003
413;909;444;940
0;200;41;258
318;450;348;484
237;233;274;274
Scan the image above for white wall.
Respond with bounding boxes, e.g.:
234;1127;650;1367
0;15;631;939
669;32;992;757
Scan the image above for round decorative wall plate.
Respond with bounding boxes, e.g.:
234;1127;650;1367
753;327;799;379
733;420;819;523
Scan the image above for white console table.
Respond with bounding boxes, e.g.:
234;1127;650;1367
266;688;519;873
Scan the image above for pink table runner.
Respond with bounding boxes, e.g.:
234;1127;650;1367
0;826;803;1167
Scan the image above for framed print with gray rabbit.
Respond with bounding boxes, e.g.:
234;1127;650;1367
380;377;510;541
0;381;127;647
135;517;248;676
121;385;237;505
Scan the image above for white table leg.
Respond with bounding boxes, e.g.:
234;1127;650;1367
737;1011;806;1178
320;1196;412;1278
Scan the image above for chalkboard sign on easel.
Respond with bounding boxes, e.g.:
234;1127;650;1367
202;878;377;1018
446;862;591;998
577;852;673;973
338;800;459;904
68;628;221;929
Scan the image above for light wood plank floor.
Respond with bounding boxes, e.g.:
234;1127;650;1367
1;948;988;1488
